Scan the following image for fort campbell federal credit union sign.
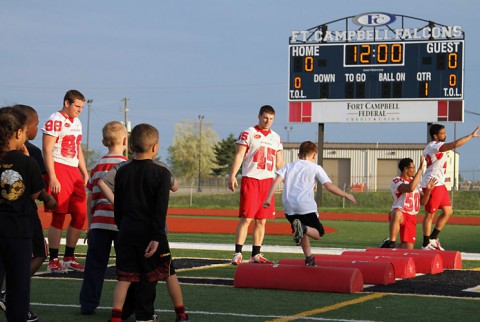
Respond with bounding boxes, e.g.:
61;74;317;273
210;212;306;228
288;12;465;124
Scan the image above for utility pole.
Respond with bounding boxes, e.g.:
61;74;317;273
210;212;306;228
86;99;93;169
198;115;204;192
284;125;293;142
122;98;130;157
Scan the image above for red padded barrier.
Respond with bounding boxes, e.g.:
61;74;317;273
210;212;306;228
278;258;395;285
342;251;443;274
365;248;462;269
312;254;416;279
233;263;364;293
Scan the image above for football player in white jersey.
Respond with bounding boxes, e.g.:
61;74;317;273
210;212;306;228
42;90;89;273
381;157;435;249
421;124;479;250
228;105;284;265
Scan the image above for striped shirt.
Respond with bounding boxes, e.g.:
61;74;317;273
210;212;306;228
86;154;128;231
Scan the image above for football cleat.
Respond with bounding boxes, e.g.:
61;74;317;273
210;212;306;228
62;256;85;272
292;219;304;246
231;252;243;265
422;238;444;251
249;253;274;264
379;238;396;248
305;256;317;267
47;258;68;273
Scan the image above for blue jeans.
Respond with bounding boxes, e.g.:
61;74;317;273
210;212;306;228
79;229;117;312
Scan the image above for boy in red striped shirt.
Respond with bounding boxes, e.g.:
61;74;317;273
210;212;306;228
79;121;128;315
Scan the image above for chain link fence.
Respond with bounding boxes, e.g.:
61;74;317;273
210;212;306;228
170;176;480;211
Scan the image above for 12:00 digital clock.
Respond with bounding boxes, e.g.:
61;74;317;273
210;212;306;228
345;43;404;65
289;40;464;101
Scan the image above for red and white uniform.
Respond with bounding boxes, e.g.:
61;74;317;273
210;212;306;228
421;141;446;187
87;154;128;231
390;176;421;244
237;125;283;179
390;177;421;215
41;111;83;167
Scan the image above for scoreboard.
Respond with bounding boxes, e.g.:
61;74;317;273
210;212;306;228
288;40;464;101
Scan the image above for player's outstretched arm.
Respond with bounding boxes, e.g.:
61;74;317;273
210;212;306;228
442;125;480;151
324;182;357;204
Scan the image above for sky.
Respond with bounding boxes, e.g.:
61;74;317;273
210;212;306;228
1;0;480;179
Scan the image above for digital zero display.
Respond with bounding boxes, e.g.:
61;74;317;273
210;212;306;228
288;40;464;101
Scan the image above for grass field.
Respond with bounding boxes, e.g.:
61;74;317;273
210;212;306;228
13;223;480;321
6;201;480;322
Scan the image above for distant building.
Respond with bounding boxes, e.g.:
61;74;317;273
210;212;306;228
283;142;459;192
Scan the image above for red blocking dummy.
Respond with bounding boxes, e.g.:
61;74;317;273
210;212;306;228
342;251;443;274
233;263;364;293
278;258;395;285
312;254;416;279
365;248;462;269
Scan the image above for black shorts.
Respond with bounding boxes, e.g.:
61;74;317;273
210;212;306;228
285;212;325;237
32;214;47;258
115;243;175;283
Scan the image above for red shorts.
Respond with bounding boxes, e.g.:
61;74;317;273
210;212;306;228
424;185;451;214
389;210;417;244
49;162;86;215
239;177;275;219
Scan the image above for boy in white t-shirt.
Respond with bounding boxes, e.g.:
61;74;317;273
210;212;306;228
263;141;356;266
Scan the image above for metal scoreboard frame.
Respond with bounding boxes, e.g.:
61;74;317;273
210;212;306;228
288;13;465;124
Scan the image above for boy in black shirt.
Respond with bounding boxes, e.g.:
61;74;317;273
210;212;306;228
110;124;188;322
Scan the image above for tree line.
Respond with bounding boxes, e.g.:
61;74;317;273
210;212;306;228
82;120;236;178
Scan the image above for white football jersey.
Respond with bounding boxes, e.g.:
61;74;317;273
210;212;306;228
421;141;446;187
41;111;83;167
236;126;283;180
390;176;421;215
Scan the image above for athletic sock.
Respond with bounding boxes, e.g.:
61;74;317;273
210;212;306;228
252;245;261;257
423;236;430;247
110;308;122;322
175;305;187;319
234;244;243;253
64;246;75;257
430;228;441;240
49;248;59;261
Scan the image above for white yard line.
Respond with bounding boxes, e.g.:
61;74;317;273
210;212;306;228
30;302;376;321
66;239;480;261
